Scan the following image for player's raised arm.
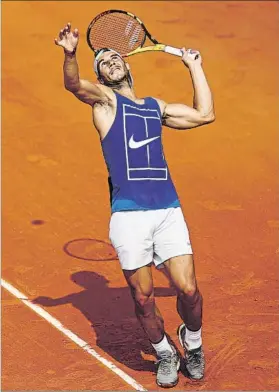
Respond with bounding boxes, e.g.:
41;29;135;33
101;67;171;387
159;48;215;130
55;22;108;105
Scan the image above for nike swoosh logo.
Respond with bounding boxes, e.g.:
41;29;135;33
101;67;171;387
128;135;160;149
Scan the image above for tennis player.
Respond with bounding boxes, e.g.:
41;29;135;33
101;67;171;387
55;22;215;388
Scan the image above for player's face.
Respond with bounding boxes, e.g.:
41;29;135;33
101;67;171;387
97;51;129;84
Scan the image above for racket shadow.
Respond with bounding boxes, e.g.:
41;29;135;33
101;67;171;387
32;270;177;372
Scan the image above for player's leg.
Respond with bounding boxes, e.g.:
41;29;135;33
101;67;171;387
109;210;167;344
123;265;164;343
165;255;203;334
165;255;205;380
154;207;205;380
109;210;180;387
123;265;180;388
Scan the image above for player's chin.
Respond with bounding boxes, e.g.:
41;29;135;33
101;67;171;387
104;73;127;87
110;70;125;80
110;74;126;84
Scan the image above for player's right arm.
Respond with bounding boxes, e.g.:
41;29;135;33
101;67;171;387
55;23;108;105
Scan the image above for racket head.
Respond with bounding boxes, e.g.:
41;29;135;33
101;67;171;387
87;10;152;57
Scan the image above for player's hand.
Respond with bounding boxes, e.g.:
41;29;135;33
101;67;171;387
181;48;202;67
55;22;79;54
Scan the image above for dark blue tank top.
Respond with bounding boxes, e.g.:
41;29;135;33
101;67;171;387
101;92;180;212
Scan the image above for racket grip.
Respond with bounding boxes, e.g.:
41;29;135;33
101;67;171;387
164;46;183;57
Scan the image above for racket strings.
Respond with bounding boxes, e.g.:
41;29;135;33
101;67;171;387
88;13;146;55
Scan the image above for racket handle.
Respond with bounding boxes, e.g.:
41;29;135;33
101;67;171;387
164;45;183;57
164;45;200;60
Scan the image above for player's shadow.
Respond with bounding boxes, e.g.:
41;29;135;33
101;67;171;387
32;270;177;372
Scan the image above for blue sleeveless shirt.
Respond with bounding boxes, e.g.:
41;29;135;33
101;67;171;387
101;92;180;212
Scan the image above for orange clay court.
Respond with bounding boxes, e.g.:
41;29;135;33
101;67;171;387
2;1;278;390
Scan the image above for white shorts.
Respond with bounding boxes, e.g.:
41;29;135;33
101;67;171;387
109;207;193;270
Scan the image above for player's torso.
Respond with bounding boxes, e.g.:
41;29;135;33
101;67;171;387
92;91;157;140
94;91;180;212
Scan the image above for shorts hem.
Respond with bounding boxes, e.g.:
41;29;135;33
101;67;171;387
120;260;153;271
155;249;193;269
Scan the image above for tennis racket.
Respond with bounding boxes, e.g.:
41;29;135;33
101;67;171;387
86;9;199;59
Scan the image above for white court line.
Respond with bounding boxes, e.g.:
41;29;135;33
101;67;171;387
1;278;147;391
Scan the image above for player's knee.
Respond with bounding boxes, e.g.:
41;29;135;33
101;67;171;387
177;280;197;298
134;289;155;313
178;284;203;308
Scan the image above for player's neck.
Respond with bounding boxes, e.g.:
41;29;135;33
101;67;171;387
111;83;138;101
116;86;137;101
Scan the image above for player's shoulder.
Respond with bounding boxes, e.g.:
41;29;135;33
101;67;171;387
151;97;167;115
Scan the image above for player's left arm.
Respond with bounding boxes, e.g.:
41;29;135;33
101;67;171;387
158;48;215;130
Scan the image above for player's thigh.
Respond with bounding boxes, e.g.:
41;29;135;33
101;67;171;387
123;265;155;305
109;211;154;270
164;254;197;293
153;207;193;269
